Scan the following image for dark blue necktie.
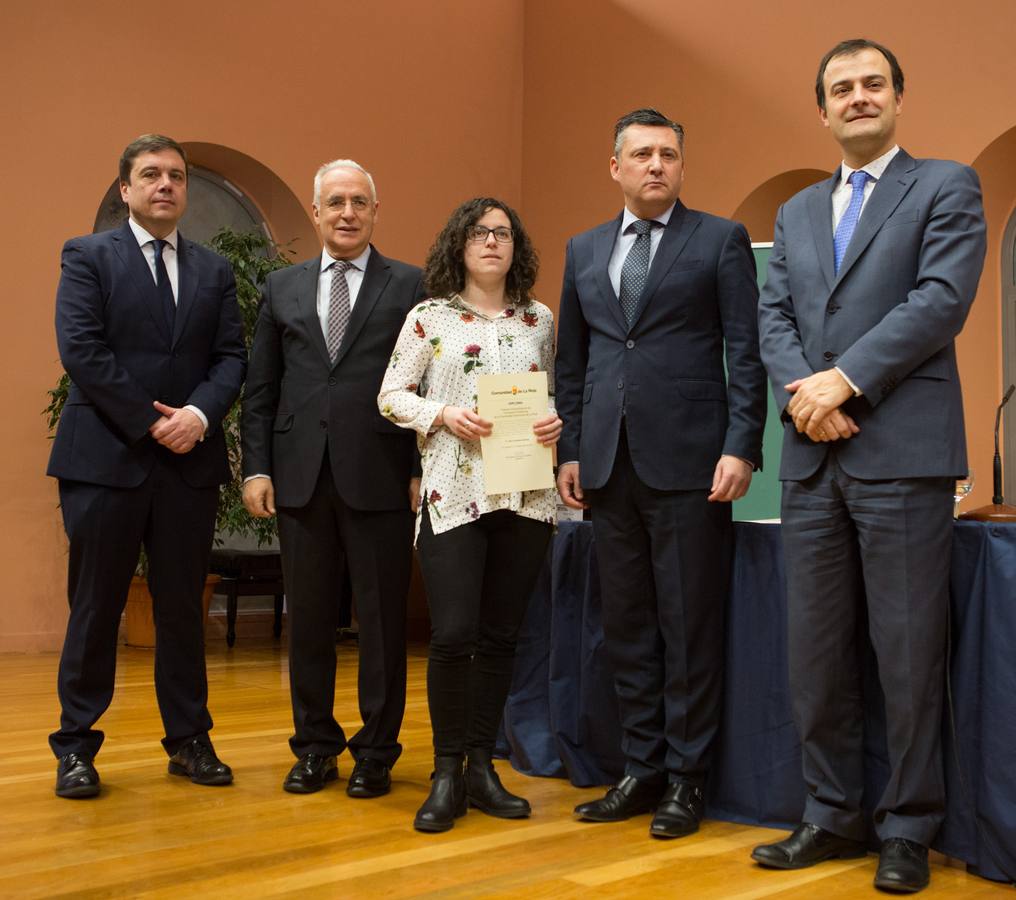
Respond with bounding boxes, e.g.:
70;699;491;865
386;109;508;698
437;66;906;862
151;239;176;335
833;170;870;273
619;219;653;325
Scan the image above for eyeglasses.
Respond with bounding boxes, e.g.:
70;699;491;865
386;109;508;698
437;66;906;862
466;225;514;243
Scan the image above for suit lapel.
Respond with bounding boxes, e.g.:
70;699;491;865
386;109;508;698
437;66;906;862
111;221;172;344
172;234;199;347
334;247;389;368
807;173;839;292
628;202;699;332
834;150;916;285
594;216;627;334
297;257;332;369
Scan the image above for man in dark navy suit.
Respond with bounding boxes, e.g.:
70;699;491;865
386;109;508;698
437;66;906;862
47;134;246;797
555;109;766;838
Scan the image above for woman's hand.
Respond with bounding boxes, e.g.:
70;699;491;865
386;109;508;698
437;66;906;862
441;405;492;441
533;413;563;446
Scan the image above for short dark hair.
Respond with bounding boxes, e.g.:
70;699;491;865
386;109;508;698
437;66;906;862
424;198;539;306
119;134;188;184
613;108;685;156
815;39;904;110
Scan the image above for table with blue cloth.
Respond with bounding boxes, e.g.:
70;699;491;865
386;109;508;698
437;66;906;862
500;520;1016;883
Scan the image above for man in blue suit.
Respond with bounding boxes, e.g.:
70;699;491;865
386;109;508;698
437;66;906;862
556;108;766;839
47;134;246;798
753;41;986;893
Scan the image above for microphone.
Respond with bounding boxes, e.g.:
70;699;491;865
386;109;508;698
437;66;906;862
992;385;1014;505
961;384;1016;522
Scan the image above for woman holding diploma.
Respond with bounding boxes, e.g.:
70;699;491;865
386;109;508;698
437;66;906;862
378;198;560;832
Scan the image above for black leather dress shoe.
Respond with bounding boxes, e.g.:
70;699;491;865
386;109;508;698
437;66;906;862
874;838;929;893
346;757;391;798
649;782;704;839
55;753;100;799
574;775;665;822
167;739;233;786
283;754;338;794
752;822;867;869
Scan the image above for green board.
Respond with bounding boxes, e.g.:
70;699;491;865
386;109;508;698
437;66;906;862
731;244;783;522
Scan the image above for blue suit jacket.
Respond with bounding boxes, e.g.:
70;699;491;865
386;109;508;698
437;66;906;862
758;149;987;482
556;202;766;491
47;221;247;488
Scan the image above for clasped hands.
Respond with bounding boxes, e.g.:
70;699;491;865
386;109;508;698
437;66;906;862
438;405;563;446
148;400;203;454
785;369;861;443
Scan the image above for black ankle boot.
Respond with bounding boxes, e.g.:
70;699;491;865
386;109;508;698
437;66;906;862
414;756;466;833
465;751;531;819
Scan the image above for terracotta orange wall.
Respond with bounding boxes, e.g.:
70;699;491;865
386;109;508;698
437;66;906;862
0;0;524;651
522;0;1013;514
3;0;1012;651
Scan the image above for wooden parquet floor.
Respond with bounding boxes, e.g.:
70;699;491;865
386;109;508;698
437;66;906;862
0;636;1009;899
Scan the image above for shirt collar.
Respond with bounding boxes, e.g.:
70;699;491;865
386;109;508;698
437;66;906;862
321;244;371;273
128;217;178;251
838;144;900;188
621;202;675;234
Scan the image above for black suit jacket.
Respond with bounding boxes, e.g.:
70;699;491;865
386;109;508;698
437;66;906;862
47;221;246;488
241;246;425;511
556;202;766;491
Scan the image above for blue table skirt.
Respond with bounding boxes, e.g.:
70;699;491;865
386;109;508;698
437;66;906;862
500;520;1016;882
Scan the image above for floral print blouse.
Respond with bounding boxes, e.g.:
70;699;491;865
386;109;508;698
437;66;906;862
378;293;558;540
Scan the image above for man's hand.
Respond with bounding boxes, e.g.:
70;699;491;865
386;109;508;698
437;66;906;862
533;413;563;446
804;408;861;443
243;477;276;518
409;477;421;513
149;401;203;454
786;370;854;436
557;462;588;510
708;455;753;502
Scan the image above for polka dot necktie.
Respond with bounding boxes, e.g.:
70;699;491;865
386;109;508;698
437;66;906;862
326;259;352;363
619;219;653;326
833;170;871;273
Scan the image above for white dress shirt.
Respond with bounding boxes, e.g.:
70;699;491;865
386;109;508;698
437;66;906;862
127;217;207;432
317;245;371;341
607;203;676;298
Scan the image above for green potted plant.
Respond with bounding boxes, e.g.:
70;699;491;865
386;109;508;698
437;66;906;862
45;226;293;645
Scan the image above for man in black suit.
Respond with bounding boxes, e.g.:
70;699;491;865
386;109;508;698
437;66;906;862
48;134;247;797
242;160;423;797
556;109;766;838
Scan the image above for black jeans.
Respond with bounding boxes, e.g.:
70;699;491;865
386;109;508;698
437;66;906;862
417;507;552;759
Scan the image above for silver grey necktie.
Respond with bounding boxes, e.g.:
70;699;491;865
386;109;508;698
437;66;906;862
326;260;352;363
619;219;652;326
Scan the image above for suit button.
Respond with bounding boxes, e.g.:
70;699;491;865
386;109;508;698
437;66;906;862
319;420;328;430
823;351;836;361
826;303;839;315
625;339;635;349
617;380;624;390
328;377;337;386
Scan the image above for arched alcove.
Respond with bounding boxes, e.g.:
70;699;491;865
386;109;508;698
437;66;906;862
972;127;1016;501
731;169;831;242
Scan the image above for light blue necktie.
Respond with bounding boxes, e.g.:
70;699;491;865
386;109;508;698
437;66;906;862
833;170;871;273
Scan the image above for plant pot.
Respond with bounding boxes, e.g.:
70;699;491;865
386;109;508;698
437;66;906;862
125;574;221;649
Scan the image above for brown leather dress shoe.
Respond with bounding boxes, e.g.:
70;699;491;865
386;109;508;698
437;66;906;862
167;739;233;786
346;758;391;798
574;774;665;822
874;838;930;893
55;753;100;799
283;754;338;793
649;782;704;838
752;822;867;869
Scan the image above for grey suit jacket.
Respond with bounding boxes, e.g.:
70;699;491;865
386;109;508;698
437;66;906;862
758;149;986;482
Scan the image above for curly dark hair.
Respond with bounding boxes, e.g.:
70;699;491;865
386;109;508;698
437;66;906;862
423;197;539;305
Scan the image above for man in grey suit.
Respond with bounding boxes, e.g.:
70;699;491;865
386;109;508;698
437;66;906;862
556;109;766;839
753;40;986;893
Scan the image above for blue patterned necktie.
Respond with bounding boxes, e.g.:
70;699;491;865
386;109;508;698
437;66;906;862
833;170;871;273
326;259;352;363
151;239;176;334
619;219;653;325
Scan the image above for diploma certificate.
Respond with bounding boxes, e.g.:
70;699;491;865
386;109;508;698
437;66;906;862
476;371;555;495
